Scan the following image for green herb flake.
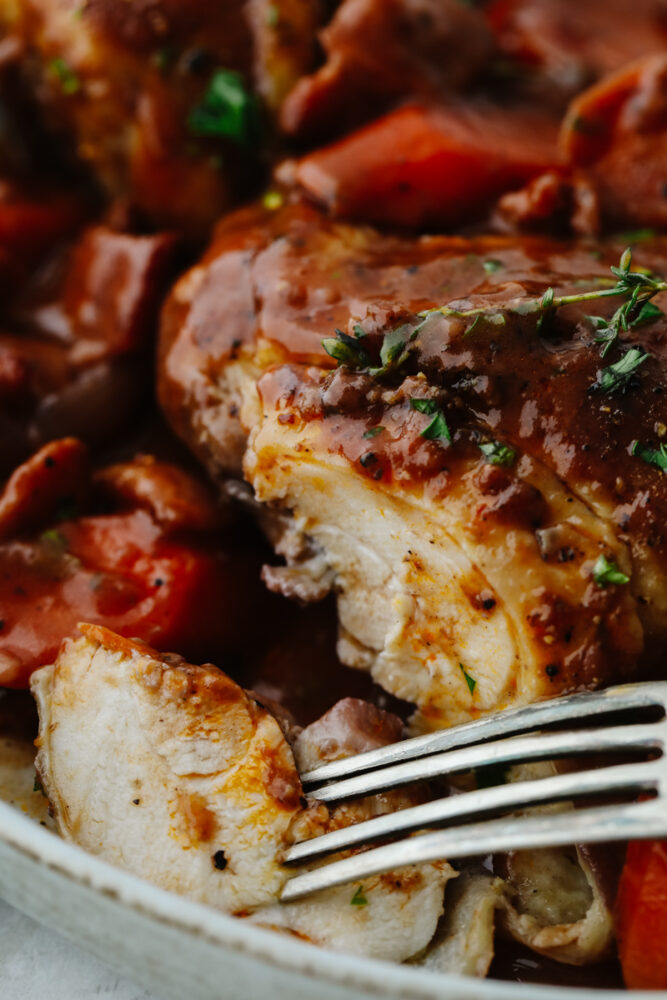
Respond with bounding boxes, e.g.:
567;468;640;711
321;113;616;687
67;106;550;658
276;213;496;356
483;259;504;275
49;57;80;95
421;410;452;443
363;426;384;439
188;69;260;146
592;346;648;395
33;777;43;793
350;886;368;906
410;398;439;415
40;528;68;551
632;440;667;474
262;190;284;211
459;663;477;695
592;554;630;587
479;440;517;467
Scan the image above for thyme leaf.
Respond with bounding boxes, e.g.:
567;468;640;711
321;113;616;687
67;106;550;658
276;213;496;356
591;346;649;395
350;886;368;906
632;440;667;474
459;663;477;695
479;440;517;467
592;554;630;587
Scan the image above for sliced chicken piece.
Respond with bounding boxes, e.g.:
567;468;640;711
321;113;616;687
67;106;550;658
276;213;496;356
251;697;455;961
32;624;303;912
32;627;452;961
159;200;667;729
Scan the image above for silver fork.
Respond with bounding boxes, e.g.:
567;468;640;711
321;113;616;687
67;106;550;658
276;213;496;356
280;682;667;902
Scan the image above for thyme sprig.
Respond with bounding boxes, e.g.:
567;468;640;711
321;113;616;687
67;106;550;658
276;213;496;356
322;249;666;381
419;249;667;349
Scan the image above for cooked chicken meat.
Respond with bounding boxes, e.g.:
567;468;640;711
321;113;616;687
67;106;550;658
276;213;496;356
159;200;667;729
31;626;452;959
0;0;319;236
31;623;304;911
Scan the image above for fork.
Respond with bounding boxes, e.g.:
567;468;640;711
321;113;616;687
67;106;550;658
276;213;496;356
280;682;667;902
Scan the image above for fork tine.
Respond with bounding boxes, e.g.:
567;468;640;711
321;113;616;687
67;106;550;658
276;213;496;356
301;683;665;787
307;721;663;802
286;759;660;865
280;798;667;902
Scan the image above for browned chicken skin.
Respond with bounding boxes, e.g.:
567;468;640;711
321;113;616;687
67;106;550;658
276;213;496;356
159;200;667;728
0;0;319;236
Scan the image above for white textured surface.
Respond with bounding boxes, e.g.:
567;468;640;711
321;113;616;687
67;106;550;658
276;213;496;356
0;899;158;1000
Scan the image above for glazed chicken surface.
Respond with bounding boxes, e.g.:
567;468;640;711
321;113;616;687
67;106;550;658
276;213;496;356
159;200;667;729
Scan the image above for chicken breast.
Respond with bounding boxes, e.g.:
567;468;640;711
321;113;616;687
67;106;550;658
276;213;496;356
31;625;452;960
159;200;667;729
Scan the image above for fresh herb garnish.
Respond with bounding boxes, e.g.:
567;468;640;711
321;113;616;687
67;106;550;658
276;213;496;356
410;399;451;441
422;248;666;348
591;346;649;395
363;426;384;439
322;327;370;368
188;69;260;145
40;529;68;551
631;440;667;474
262;190;283;211
410;398;439;415
350;885;368;906
459;663;477;695
483;259;504;275
49;57;80;95
479;440;517;467
592;554;630;587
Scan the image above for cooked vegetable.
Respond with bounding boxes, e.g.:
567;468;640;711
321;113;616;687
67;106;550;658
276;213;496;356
291;103;558;228
616;840;667;989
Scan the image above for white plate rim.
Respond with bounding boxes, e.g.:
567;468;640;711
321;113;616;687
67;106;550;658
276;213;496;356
0;799;662;1000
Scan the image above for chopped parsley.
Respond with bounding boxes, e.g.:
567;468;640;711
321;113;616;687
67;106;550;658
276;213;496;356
479;440;517;467
188;69;260;146
49;57;80;95
350;885;368;906
591;347;648;395
592;554;630;587
363;426;384;439
631;440;667;474
459;663;477;695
